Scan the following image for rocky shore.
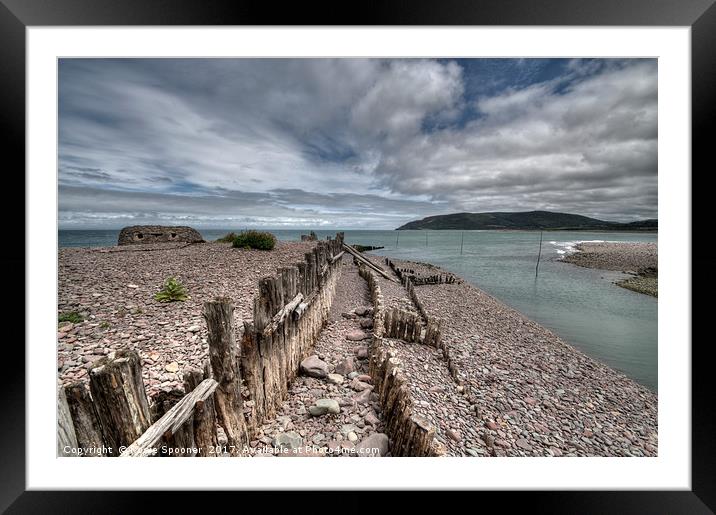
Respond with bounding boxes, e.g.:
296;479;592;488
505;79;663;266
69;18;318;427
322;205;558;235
367;255;658;457
58;240;657;457
57;240;318;397
251;259;388;457
562;242;658;297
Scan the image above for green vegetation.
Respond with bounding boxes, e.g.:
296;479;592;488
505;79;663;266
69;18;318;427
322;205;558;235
58;311;84;324
396;211;658;231
154;277;189;303
215;232;239;243
231;230;277;250
99;321;111;329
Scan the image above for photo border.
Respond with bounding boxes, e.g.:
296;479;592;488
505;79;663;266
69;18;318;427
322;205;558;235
2;0;713;511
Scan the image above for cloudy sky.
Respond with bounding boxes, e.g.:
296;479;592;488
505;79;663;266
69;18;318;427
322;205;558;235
58;58;657;229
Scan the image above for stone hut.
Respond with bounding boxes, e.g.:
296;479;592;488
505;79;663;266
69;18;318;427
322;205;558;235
117;225;204;246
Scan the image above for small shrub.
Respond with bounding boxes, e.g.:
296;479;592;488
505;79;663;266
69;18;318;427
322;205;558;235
154;277;189;303
216;232;239;243
232;230;276;250
58;311;83;324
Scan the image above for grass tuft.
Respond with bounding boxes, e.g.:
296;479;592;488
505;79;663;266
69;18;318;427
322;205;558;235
59;311;84;324
232;230;277;251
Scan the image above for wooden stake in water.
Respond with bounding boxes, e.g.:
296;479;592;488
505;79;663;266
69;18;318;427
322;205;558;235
535;230;543;278
396;232;399;248
425;232;428;247
460;231;464;255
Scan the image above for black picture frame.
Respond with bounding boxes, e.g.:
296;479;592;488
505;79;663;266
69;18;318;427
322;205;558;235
2;0;711;512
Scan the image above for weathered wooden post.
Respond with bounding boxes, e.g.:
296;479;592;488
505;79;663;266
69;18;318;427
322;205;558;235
151;388;196;457
64;382;106;456
89;349;152;456
280;266;299;379
183;366;219;457
203;297;249;455
535;230;543;278
57;385;78;456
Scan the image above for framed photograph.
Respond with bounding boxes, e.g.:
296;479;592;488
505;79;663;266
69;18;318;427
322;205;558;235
3;0;712;511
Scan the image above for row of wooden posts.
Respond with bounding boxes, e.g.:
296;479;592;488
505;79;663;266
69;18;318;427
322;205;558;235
382;307;442;348
385;258;458;286
402;266;462;386
57;233;345;457
358;264;437;457
369;253;477;435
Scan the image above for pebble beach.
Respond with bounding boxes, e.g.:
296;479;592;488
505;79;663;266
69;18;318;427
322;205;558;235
562;242;658;297
57;240;318;397
57;240;657;457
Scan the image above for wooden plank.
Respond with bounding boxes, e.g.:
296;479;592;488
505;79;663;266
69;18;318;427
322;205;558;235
262;292;303;336
150;388;196;457
330;250;345;263
293;301;309;320
121;379;218;457
343;243;400;283
342;244;398;283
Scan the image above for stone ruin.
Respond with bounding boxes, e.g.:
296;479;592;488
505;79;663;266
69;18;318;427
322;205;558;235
117;225;204;246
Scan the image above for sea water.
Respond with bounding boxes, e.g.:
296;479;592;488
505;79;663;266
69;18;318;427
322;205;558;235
59;229;658;391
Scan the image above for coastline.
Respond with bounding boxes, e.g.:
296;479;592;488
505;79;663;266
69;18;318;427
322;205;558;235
562;242;658;297
368;254;658;456
58;240;657;457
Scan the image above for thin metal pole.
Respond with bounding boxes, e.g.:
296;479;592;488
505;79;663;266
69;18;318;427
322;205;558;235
535;231;543;278
460;231;464;255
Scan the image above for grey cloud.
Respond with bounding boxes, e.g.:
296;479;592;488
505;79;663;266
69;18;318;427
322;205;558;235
58;185;444;229
59;58;657;228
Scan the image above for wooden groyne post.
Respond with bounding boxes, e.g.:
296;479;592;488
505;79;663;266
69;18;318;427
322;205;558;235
64;382;106;456
183;365;219;457
203;297;249;455
88;349;152;456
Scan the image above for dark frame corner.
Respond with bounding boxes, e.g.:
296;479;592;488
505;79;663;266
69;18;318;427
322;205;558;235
2;0;713;512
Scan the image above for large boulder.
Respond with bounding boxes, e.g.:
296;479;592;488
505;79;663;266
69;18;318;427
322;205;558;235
300;355;329;379
117;225;204;246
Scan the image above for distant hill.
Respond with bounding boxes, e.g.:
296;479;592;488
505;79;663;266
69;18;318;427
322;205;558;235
396;211;657;231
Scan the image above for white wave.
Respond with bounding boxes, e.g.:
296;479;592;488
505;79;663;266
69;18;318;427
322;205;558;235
550;239;608;257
